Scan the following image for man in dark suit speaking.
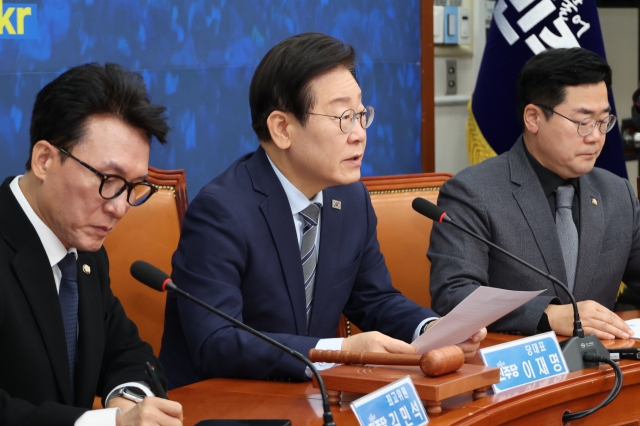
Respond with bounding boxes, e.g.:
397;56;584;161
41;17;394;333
159;32;486;387
0;63;183;425
429;48;640;340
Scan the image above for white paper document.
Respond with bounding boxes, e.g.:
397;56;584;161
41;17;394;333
412;287;544;354
625;318;640;339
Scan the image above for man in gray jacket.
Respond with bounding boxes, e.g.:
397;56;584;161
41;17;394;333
429;47;640;340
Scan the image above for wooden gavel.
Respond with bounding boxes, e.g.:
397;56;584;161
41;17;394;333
308;345;465;377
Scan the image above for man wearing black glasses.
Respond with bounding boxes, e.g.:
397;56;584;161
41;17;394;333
429;47;640;340
0;63;183;425
159;32;486;387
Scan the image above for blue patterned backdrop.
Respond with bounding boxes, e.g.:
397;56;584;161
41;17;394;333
0;0;422;198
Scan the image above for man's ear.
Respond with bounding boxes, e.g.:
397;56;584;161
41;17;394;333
523;104;543;135
266;110;295;150
30;140;55;181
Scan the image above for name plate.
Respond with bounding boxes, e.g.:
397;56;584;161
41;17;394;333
350;375;428;426
479;331;568;393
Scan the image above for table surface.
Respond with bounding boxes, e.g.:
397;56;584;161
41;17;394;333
168;311;640;426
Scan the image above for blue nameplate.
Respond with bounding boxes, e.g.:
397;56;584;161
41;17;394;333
350;375;428;426
479;331;568;393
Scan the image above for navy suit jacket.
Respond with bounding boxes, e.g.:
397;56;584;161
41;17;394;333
160;147;436;387
0;178;164;426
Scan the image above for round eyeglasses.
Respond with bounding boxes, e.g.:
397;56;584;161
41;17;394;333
535;104;617;137
307;106;375;133
55;146;158;206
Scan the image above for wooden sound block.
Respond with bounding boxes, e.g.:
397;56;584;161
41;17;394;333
312;363;500;416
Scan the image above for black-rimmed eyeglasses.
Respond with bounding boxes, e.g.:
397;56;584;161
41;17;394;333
535;104;617;137
307;106;375;133
55;146;157;206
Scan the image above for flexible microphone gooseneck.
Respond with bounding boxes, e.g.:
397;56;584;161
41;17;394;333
411;197;612;369
130;261;337;426
413;197;621;421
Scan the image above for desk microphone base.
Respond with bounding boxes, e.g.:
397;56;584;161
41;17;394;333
560;334;610;372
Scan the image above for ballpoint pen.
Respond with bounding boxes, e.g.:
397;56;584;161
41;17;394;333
145;362;169;399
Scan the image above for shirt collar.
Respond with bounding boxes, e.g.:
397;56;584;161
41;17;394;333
10;176;77;267
265;153;323;215
523;143;578;196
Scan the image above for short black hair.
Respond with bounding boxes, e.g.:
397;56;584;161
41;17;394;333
250;32;357;142
27;62;169;170
516;48;612;129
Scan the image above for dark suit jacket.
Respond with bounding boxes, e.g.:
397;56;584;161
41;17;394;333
0;177;164;426
429;138;640;335
159;147;436;387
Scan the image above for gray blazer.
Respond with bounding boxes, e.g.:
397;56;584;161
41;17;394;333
428;137;640;335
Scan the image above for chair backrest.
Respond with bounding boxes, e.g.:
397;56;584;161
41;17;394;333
102;167;188;355
337;172;453;337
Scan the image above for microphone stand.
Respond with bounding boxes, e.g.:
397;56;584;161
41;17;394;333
162;280;336;426
413;197;609;371
412;197;623;421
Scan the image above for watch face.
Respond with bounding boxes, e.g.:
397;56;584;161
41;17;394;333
120;387;145;403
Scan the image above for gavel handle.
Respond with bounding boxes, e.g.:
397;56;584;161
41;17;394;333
308;349;421;366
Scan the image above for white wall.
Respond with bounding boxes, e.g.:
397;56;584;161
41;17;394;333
433;0;486;175
433;2;640;190
599;8;639;194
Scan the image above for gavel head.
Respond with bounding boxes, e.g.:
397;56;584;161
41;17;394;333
419;345;465;377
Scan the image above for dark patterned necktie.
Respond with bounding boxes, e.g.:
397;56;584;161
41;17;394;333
300;203;321;330
555;185;578;292
58;252;78;399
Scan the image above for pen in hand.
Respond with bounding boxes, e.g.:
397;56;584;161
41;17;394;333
145;362;169;399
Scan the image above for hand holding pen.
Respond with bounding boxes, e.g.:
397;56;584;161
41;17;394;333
145;361;169;399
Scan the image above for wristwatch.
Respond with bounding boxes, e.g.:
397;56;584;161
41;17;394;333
114;386;147;403
420;319;438;335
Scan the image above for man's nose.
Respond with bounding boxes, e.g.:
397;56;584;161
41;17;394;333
105;191;130;219
348;120;367;143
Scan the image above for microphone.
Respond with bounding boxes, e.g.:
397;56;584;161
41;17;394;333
130;261;336;426
412;197;609;372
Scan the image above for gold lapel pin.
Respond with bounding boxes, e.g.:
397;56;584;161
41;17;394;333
332;199;341;210
82;264;91;274
591;198;598;206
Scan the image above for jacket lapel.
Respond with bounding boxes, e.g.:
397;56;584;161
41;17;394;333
509;140;570;302
572;177;603;301
74;253;104;407
247;148;307;335
0;179;74;404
